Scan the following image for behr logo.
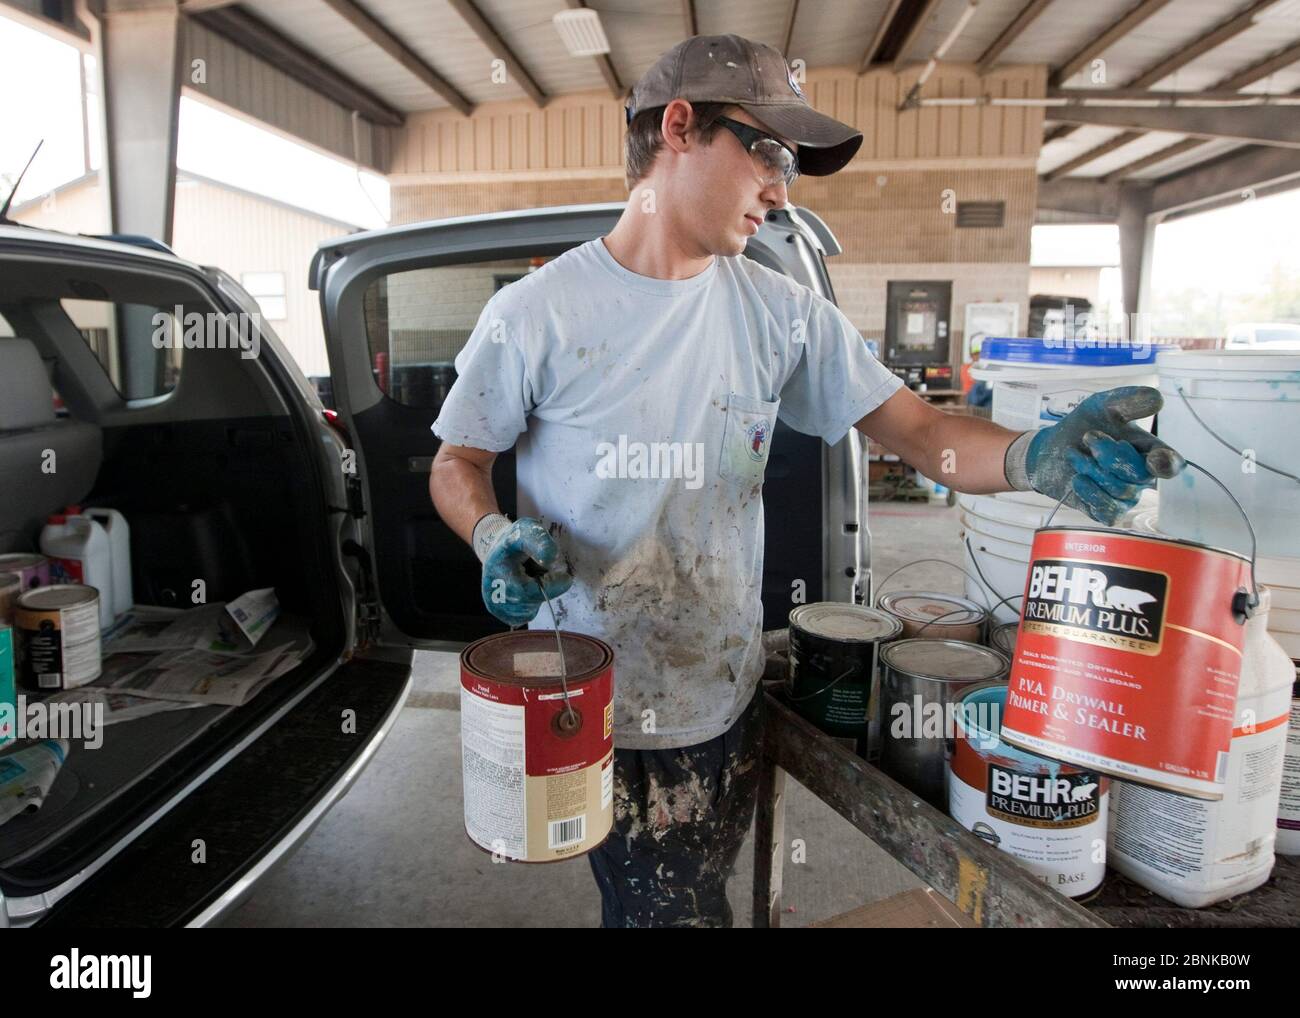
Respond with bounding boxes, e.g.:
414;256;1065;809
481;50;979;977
49;949;151;997
1022;559;1167;653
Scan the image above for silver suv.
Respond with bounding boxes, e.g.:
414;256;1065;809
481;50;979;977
0;202;868;925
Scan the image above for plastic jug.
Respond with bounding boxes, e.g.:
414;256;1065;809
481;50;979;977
83;507;132;618
39;508;114;628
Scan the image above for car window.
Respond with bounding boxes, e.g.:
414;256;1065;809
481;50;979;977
1257;328;1300;344
361;258;547;410
60;298;183;399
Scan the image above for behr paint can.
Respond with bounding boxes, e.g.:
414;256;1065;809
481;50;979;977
14;584;102;690
878;591;987;644
878;638;1009;807
787;603;902;739
459;630;614;863
1000;526;1253;800
950;682;1109;900
0;553;50;592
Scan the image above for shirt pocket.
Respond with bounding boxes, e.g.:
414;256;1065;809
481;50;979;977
718;391;780;487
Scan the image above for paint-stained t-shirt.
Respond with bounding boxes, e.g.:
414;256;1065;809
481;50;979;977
433;238;903;749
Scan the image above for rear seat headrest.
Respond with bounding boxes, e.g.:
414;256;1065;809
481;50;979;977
0;339;57;431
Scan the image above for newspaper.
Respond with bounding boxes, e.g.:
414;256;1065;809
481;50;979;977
46;686;207;726
98;597;314;708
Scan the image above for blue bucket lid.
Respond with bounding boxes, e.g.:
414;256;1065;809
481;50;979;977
981;336;1165;367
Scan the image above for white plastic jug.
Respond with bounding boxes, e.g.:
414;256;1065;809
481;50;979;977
39;509;114;629
83;507;132;618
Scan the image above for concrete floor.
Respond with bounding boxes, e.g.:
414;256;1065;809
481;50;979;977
219;500;968;928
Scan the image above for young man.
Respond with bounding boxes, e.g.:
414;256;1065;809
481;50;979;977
429;34;1180;927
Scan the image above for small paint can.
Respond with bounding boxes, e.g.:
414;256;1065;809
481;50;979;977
878;591;987;644
460;629;614;863
950;682;1109;900
0;573;21;624
878;638;1009;807
990;621;1018;658
14;584;102;690
1001;527;1252;800
0;553;50;592
787;603;902;739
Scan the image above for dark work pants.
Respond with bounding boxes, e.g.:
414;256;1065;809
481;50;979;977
587;688;765;928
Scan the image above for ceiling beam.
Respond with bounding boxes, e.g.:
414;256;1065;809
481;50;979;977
681;0;696;37
320;0;473;115
1217;38;1300;90
1055;36;1300;178
860;0;904;71
1150;143;1300;215
1047;0;1282;142
1044;130;1145;181
564;0;622;98
1036;177;1120;221
892;0;944;70
1051;0;1173;88
1100;136;1207;183
193;6;405;127
781;0;800;57
1046;101;1300;147
445;0;548;108
977;0;1052;74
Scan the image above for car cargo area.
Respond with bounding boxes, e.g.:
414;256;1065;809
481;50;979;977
0;246;347;903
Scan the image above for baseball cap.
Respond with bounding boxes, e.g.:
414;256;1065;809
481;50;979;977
626;34;863;177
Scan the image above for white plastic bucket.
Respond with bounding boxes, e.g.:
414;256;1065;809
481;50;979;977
1156;350;1300;559
971;349;1159;432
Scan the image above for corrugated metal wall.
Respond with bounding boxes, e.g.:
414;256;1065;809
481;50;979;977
181;20;391;173
389;64;1046;179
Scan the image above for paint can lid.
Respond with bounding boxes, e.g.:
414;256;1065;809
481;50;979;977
462;630;612;687
15;584;99;611
789;603;902;642
878;591;986;627
0;554;47;568
880;638;1008;682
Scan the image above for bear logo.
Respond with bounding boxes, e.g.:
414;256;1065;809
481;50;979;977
1101;585;1157;613
1070;781;1099;802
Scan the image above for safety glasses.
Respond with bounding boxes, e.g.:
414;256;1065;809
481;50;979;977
714;116;800;188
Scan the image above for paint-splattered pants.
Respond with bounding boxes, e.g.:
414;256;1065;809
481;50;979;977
588;688;765;928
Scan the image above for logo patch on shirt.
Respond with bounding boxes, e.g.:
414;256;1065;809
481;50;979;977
746;420;771;461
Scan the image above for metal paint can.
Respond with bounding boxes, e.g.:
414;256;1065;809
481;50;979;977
990;621;1018;658
460;630;614;863
878;590;987;644
0;553;50;592
950;682;1109;900
14;584;102;690
1000;527;1253;800
787;603;902;739
0;573;21;625
878;638;1009;807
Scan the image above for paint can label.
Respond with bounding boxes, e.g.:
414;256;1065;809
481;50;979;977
949;758;1107;898
1280;698;1300;833
460;666;614;863
1001;529;1249;799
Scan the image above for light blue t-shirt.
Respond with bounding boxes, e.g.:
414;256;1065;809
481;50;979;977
433;238;902;748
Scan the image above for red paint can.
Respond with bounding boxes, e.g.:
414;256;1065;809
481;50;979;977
1000;527;1251;800
460;630;614;862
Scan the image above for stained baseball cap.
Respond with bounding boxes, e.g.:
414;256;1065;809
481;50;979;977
626;34;863;177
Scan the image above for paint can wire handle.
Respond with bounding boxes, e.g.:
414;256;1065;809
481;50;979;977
525;559;579;731
872;557;996;617
1174;385;1300;484
783;662;858;702
1040;462;1260;620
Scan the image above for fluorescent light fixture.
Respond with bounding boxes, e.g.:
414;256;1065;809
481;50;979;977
553;8;610;57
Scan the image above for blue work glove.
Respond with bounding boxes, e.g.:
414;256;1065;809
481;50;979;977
1004;385;1185;526
473;514;573;626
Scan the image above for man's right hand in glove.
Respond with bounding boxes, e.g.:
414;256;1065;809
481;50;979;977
473;513;573;626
